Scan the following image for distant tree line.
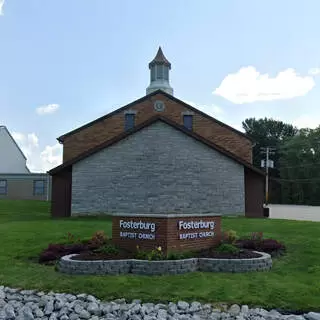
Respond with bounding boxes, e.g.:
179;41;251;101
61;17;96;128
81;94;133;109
242;117;320;205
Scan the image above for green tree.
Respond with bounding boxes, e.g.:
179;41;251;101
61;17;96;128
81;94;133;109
279;127;320;205
242;117;298;203
242;117;298;167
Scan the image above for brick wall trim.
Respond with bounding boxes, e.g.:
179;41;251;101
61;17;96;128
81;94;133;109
58;90;254;143
49;116;263;176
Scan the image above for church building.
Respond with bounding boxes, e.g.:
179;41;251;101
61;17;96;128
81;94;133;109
49;48;265;218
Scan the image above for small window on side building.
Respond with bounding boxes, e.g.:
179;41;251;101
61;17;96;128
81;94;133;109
0;180;7;195
34;180;45;195
183;115;193;130
125;113;135;131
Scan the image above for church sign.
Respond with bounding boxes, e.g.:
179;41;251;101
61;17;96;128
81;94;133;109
112;213;221;253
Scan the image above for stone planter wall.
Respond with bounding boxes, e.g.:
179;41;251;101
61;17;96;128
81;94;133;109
58;258;131;275
130;259;198;275
58;252;272;275
198;252;272;273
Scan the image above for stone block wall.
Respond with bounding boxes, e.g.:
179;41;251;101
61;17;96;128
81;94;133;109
58;252;272;275
71;121;245;215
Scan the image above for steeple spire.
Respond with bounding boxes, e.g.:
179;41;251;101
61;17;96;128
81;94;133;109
146;47;174;96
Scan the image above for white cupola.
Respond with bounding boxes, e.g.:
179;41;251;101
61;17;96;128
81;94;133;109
146;47;174;96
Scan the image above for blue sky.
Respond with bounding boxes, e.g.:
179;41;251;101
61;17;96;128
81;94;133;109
1;0;320;172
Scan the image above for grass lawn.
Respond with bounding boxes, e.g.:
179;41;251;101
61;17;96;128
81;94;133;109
0;200;320;312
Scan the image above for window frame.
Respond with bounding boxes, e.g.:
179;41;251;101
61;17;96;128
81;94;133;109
151;66;156;81
164;66;169;80
33;180;45;196
183;114;193;130
0;180;7;195
124;113;135;131
156;64;164;79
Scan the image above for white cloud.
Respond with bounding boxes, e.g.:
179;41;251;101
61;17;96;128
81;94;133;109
229;123;244;132
36;104;60;115
12;132;62;172
0;0;5;15
12;132;39;160
308;68;320;76
292;115;320;129
183;100;223;118
213;67;315;104
40;143;63;172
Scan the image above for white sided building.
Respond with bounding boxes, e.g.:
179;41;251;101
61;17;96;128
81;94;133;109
0;126;51;200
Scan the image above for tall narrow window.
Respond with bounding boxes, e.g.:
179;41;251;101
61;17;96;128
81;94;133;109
33;180;45;195
125;113;135;131
0;180;7;195
156;64;164;79
164;66;169;80
183;115;193;130
151;67;156;81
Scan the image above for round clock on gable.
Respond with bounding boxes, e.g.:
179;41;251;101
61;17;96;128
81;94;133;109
154;100;165;112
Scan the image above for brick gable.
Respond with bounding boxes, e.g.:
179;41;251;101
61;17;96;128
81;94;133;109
61;91;253;163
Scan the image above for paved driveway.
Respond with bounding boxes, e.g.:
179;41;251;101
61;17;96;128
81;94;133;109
268;204;320;222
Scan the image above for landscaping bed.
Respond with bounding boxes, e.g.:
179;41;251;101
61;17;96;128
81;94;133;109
1;200;320;311
195;248;262;259
72;249;262;261
39;230;284;265
72;249;135;261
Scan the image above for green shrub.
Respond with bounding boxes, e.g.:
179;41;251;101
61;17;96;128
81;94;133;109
135;245;165;261
216;243;239;254
94;244;119;255
89;230;108;247
166;251;194;260
223;230;238;244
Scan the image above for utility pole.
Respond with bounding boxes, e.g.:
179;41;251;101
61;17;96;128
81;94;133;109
260;147;276;206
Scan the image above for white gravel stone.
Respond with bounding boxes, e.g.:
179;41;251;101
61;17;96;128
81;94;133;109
0;285;317;320
48;312;58;320
77;293;87;300
190;301;202;313
44;300;54;315
178;301;190;310
306;313;320;320
69;312;79;320
241;305;249;314
22;306;35;320
229;304;241;316
158;308;168;319
79;309;91;319
87;302;100;315
0;299;6;308
4;304;16;319
34;308;44;317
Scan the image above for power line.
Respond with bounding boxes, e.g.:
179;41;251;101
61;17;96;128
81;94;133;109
270;177;320;183
277;163;320;170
